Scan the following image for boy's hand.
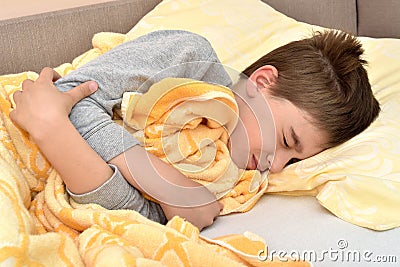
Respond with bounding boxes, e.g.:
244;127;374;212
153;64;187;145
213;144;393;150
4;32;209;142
10;67;98;137
161;201;223;231
111;146;223;231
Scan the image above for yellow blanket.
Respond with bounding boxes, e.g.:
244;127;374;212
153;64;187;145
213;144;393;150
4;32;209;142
0;33;308;266
120;77;267;214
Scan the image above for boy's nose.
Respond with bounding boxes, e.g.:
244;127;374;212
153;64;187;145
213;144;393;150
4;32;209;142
265;154;273;171
257;153;273;172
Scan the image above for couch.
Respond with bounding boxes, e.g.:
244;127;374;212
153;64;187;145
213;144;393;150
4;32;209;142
1;0;400;76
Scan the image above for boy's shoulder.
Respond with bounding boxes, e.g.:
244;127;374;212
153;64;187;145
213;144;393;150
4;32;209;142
135;29;208;42
124;30;214;53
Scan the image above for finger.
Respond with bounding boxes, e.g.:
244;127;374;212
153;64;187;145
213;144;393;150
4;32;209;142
9;109;16;122
37;67;61;83
52;70;62;82
12;90;23;103
21;79;34;90
9;110;26;131
65;81;98;106
9;109;18;122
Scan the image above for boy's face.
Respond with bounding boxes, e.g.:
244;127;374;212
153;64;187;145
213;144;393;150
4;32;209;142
256;95;328;173
229;76;328;174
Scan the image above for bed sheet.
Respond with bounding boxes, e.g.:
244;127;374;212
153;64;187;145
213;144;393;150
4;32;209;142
202;195;400;267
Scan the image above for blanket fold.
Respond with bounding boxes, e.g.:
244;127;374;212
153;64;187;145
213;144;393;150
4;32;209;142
0;32;308;267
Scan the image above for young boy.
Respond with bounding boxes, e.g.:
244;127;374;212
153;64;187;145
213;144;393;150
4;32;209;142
10;30;380;230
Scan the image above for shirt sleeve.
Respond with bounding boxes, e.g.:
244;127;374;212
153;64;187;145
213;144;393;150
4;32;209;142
67;164;167;224
55;30;232;162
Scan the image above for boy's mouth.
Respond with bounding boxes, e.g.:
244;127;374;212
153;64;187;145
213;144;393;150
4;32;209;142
248;154;258;170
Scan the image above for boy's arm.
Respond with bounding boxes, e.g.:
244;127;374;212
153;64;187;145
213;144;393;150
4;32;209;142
11;70;167;222
54;30;232;163
10;68;113;193
110;147;222;228
11;68;222;229
51;30;231;228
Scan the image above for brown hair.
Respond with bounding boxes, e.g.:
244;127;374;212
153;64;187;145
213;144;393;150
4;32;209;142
242;30;380;147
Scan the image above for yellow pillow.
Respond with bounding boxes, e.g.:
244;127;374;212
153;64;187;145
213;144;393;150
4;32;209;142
126;0;400;231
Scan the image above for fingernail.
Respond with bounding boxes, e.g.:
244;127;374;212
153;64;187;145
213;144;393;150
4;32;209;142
89;82;97;92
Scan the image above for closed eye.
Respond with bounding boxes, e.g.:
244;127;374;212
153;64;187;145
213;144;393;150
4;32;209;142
283;135;289;148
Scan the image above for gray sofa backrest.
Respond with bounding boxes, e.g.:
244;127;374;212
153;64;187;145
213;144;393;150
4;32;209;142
263;0;400;38
1;0;399;75
0;0;160;75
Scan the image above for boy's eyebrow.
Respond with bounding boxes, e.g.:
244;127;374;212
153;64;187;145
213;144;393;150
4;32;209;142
291;126;303;152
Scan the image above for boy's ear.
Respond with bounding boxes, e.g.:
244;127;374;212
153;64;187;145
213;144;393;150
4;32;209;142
246;65;278;97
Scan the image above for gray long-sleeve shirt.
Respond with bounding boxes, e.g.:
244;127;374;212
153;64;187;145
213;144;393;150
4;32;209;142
54;30;232;223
